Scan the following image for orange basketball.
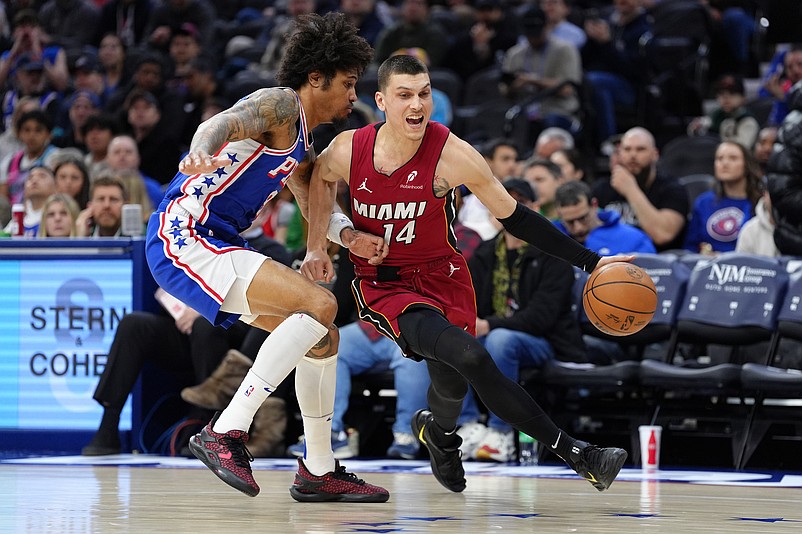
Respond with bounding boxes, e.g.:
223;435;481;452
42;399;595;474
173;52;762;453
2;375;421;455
582;262;657;337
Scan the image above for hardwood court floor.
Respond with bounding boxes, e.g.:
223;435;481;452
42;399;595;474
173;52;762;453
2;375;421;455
0;457;800;533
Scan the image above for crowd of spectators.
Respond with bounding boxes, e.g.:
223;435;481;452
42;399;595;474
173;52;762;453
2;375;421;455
0;0;800;461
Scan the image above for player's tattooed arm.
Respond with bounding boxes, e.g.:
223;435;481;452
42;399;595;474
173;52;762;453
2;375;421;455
189;88;298;154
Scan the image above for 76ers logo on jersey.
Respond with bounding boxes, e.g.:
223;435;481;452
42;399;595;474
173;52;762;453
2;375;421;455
268;156;299;185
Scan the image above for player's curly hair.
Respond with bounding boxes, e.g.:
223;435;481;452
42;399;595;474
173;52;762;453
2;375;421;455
276;13;373;90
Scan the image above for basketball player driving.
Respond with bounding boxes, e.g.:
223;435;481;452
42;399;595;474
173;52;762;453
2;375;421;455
146;13;390;501
303;55;633;493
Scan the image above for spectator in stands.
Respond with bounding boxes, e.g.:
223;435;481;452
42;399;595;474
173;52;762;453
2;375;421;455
75;172;126;237
340;0;386;47
38;0;100;52
104;134;163;208
762;45;802;127
53;155;91;210
457;179;586;462
753;125;777;175
550;147;586;183
123;89;182;185
180;58;220;149
166;23;203;95
736;184;778;257
765;79;802;256
581;0;651;146
458;138;518;240
52;90;101;151
259;0;318;77
3;163;57;236
541;0;585;49
36;192;80;237
1;53;62;132
592;127;689;251
684;140;763;254
97;33;129;102
144;0;217;52
443;0;519;82
69;54;107;108
82;113;119;179
105;53;186;143
0;96;38;164
0;10;69;93
0;109;57;205
288;320;431;459
555;180;655;255
373;0;450;68
522;157;563;220
687;74;759;149
500;5;582;137
95;0;152;47
533;126;574;159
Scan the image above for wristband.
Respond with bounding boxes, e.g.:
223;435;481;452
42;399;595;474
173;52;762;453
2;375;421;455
327;212;354;247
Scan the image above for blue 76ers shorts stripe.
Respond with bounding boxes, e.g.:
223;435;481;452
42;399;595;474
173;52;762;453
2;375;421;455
145;206;265;328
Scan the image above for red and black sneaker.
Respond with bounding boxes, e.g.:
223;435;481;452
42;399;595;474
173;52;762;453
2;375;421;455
289;459;390;503
188;412;260;497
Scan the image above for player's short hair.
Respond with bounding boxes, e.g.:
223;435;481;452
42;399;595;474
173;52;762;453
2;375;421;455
276;13;373;90
377;54;428;92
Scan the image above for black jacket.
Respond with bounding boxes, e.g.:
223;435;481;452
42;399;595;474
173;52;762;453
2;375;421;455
468;238;587;362
767;80;802;255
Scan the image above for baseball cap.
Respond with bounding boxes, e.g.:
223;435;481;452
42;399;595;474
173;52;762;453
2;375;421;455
68;90;101;109
504;178;536;202
175;22;200;41
714;74;745;95
74;54;102;74
124;89;160;110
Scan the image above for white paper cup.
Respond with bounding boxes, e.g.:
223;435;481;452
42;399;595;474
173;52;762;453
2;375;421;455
639;425;662;471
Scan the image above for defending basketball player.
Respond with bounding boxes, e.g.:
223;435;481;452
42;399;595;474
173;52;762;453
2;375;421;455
302;55;632;493
145;13;390;501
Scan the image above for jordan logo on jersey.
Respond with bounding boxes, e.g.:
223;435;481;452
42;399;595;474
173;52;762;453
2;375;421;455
357;178;373;194
448;262;460;277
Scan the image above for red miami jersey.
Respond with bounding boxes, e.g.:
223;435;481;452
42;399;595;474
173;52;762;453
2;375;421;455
349;121;459;268
348;121;477;345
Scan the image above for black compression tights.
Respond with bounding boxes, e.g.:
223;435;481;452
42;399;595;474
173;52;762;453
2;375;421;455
398;309;571;457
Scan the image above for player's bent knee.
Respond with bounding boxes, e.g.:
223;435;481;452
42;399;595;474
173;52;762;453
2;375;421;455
304;287;338;327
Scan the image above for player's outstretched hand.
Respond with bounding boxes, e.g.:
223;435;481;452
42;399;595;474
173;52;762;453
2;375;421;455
178;150;232;175
594;254;634;271
301;249;335;283
343;229;389;265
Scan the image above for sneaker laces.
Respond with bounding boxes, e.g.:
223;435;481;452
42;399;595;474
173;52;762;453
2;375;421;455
332;464;365;485
221;435;254;468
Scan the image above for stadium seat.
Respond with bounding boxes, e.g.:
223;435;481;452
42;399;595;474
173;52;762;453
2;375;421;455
678;173;716;206
657;135;719;178
640;253;789;467
737;259;802;468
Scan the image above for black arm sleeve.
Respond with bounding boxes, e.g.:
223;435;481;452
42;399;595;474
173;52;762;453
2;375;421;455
498;202;601;272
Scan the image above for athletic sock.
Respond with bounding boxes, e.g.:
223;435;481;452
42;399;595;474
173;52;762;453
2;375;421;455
295;354;337;475
214;313;328;433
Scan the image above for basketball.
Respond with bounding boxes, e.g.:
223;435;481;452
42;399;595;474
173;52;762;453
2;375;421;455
583;262;657;337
